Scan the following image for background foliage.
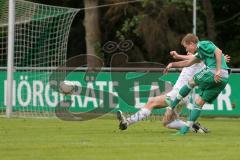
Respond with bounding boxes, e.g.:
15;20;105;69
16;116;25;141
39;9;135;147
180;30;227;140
23;0;240;67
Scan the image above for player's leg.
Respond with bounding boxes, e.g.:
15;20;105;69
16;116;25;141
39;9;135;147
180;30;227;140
165;119;186;129
170;72;203;135
169;68;215;109
117;94;169;130
169;79;197;109
176;97;205;135
163;107;186;129
167;119;209;133
117;88;181;130
176;69;229;135
163;102;209;133
185;92;210;133
175;71;206;135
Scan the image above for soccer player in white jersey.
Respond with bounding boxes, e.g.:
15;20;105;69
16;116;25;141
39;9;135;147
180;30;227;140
116;52;230;131
163;51;206;132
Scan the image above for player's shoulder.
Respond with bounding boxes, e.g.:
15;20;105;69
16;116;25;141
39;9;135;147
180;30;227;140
197;40;217;57
197;40;216;50
198;40;214;45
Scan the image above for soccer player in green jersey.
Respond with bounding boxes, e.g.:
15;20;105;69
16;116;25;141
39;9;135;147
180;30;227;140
164;33;230;135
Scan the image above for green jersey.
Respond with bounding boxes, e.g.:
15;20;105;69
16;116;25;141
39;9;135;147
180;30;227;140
195;41;229;70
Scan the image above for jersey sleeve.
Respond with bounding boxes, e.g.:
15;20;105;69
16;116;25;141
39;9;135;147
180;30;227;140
197;41;217;58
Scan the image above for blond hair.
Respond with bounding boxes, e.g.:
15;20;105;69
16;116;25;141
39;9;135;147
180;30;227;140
181;33;199;45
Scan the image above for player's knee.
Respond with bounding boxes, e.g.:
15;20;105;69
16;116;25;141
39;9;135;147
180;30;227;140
188;80;197;88
195;98;205;107
147;98;158;107
162;109;178;127
145;96;167;109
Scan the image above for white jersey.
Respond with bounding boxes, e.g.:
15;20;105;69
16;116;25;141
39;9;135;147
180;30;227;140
173;62;205;90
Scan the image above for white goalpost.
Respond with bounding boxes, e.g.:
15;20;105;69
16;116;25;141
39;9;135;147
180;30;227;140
0;0;79;118
6;0;15;117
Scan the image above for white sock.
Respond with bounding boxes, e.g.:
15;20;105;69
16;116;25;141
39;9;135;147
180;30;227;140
166;119;187;130
166;119;196;132
127;108;151;125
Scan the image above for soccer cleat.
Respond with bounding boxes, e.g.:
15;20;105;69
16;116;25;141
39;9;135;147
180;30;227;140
192;123;200;133
116;110;128;130
192;122;210;133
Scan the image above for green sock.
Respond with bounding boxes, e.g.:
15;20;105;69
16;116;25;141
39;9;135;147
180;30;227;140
188;105;202;122
171;84;192;109
178;125;190;135
170;98;181;109
178;105;202;135
179;84;192;97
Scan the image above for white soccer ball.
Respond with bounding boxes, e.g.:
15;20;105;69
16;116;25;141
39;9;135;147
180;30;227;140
60;81;75;94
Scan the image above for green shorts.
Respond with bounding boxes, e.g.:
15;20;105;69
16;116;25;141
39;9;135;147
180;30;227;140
193;68;229;103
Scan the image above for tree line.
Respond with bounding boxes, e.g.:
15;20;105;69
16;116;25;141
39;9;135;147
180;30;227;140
30;0;240;67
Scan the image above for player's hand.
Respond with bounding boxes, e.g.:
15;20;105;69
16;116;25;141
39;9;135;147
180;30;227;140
214;70;221;83
163;63;172;74
224;54;231;63
170;51;179;59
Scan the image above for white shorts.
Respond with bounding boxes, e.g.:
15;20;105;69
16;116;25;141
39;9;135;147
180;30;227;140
166;88;194;109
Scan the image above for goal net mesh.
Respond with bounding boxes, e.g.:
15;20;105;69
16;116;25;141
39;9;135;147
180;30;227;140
0;0;78;118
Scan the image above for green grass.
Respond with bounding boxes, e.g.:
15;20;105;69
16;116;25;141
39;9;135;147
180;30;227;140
0;116;240;160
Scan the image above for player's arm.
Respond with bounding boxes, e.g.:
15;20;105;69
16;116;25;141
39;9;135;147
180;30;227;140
163;56;201;74
214;48;223;83
170;51;195;60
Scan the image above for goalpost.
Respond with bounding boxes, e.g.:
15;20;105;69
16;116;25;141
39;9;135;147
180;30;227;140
6;0;15;118
0;0;79;118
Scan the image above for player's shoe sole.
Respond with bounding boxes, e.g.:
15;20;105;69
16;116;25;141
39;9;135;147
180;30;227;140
193;122;210;133
198;126;210;133
116;110;128;130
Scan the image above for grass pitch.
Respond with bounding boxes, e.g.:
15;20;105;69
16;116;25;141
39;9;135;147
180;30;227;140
0;116;240;160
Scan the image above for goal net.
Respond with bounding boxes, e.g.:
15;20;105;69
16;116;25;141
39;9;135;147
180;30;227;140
0;0;78;118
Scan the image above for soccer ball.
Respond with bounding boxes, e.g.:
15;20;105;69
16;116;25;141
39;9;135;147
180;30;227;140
59;81;75;94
